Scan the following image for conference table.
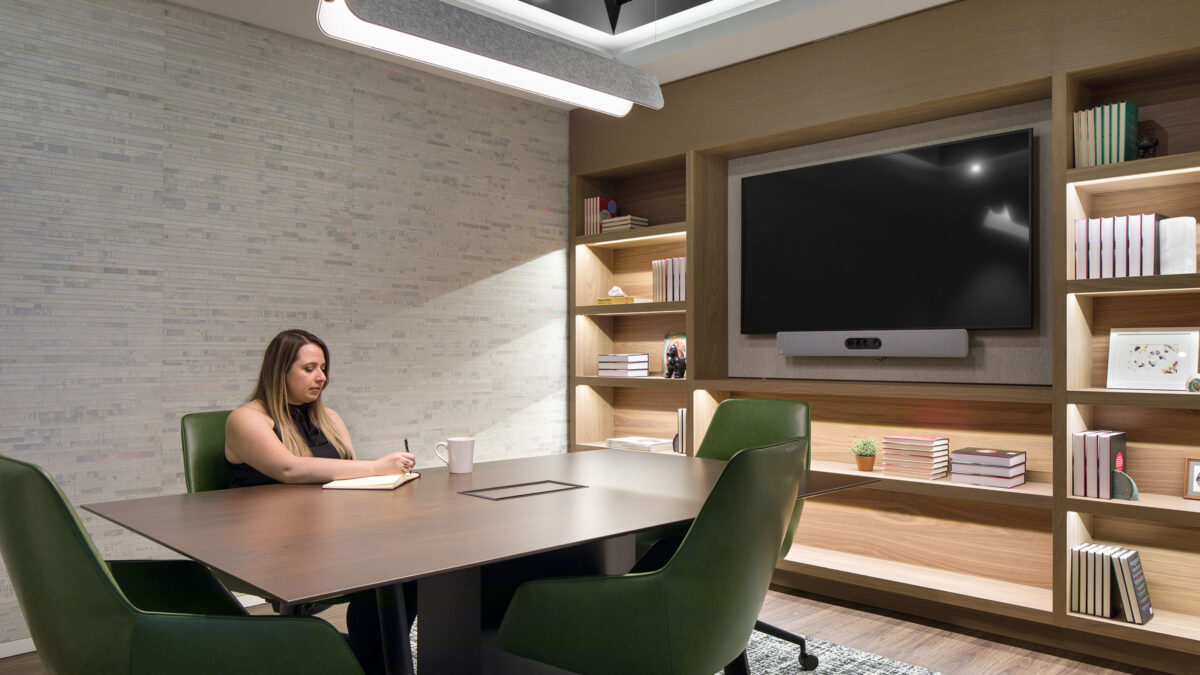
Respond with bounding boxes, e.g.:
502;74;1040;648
84;449;876;674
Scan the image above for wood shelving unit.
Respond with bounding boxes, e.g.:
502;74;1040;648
567;13;1200;665
1056;51;1200;658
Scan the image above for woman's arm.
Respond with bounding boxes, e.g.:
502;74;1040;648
224;404;413;484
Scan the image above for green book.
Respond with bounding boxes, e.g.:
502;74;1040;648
1118;101;1138;162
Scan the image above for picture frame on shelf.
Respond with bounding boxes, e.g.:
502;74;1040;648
1185;458;1200;501
1106;328;1200;390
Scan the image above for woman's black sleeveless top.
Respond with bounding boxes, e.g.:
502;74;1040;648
226;403;340;488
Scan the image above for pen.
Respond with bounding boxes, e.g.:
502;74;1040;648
404;438;411;475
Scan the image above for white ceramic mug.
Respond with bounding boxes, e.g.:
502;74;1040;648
435;437;475;473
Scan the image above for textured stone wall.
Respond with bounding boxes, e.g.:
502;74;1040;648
0;0;568;643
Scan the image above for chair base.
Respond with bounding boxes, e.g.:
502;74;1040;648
753;619;818;671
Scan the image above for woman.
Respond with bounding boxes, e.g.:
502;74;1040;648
225;328;414;485
226;328;415;674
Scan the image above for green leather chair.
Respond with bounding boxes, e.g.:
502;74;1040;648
634;398;817;670
0;453;363;675
498;437;807;675
180;410;233;493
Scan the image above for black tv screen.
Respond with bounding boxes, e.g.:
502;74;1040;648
740;129;1033;334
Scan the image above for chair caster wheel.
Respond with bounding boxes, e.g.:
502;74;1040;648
799;653;819;671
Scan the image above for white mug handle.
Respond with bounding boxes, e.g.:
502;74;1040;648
435;441;449;466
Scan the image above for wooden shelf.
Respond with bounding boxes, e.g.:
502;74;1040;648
1066;609;1200;654
1067;274;1200;296
810;460;1052;508
1066;150;1200;192
779;544;1053;624
1066;388;1200;409
693;378;1053;404
573;302;687;316
574;221;687;248
1067;493;1200;528
575;376;688;390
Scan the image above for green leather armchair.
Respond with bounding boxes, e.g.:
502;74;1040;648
634;398;817;670
180;410;233;493
497;436;808;675
0;453;363;675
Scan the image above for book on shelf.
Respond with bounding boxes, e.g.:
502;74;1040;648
1087;217;1101;278
950;448;1025;467
583;196;617;236
882;465;947;480
1127;215;1142;276
1073;102;1137;167
596;360;650;371
1074;218;1087;279
1100;216;1114;278
949;473;1024;488
597;368;649;377
606;436;673;452
1141;213;1164;275
599;215;649;232
1071;543;1153;624
595;296;652;305
652;256;686;302
950;462;1025;478
882;435;948;447
1158;216;1197;275
1114;215;1128;277
598;353;649;363
1096;431;1126;500
881;450;948;464
881;454;948;468
1071;431;1086;497
323;472;420;490
1084;431;1099;497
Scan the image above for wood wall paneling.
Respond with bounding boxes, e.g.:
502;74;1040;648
612;387;687;439
686;150;729;380
612;314;687;377
1088;292;1200;387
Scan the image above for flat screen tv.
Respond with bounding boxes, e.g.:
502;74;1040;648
740;128;1033;335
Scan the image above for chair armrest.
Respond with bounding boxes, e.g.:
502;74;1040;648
108;559;246;616
129;613;362;675
498;573;671;675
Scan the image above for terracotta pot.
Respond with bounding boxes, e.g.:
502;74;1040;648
854;455;875;471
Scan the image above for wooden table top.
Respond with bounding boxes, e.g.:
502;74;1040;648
84;449;876;605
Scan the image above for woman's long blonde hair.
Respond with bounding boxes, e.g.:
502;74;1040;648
251;329;353;459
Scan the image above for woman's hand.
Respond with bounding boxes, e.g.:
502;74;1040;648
374;451;417;475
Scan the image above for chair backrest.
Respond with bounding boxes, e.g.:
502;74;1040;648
697;398;810;559
0;455;138;674
659;438;808;674
180;410;233;492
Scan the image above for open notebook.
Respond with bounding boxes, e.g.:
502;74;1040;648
322;472;420;490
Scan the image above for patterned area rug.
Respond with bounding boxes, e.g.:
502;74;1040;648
406;621;941;674
740;631;943;674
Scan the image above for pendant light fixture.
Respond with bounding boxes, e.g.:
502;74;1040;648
316;0;664;116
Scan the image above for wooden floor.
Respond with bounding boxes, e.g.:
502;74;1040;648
0;587;1165;675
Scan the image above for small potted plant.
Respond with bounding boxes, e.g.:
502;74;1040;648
851;439;877;471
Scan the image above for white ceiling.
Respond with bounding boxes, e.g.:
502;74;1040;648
168;0;953;109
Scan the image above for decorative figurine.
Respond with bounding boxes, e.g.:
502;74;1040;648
1137;133;1159;158
663;344;686;379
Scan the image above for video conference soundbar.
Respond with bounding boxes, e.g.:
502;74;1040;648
776;330;968;358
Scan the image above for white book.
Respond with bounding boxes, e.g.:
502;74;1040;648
598;353;649;362
1115;549;1139;623
1100;216;1114;278
665;257;674;302
1141;213;1160;275
1088;218;1101;278
1071;431;1086;497
1128;215;1142;276
1070;542;1088;613
607;436;673;452
597;361;650;370
1158;216;1197;275
1074;219;1088;280
323;472;419;490
598;369;649;377
1084;430;1099;498
1114;215;1128;277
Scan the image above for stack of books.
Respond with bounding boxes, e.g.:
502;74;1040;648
1073;213;1196;279
599;215;648;231
652;256;686;301
880;435;949;480
606;436;674;453
1073;101;1138;168
598;353;649;377
583;196;617;235
950;448;1026;488
1070;430;1127;499
1070;543;1153;625
595;296;651;305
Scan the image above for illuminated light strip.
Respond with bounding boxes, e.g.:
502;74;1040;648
1069;165;1200;188
316;0;634;116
